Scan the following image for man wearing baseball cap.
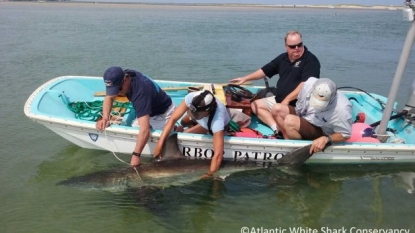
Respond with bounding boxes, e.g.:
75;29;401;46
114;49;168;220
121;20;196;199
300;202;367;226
96;66;175;167
270;77;352;154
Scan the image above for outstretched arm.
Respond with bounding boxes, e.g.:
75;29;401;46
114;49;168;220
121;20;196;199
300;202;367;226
309;133;347;154
130;114;151;166
230;69;266;85
202;130;225;178
153;101;188;158
96;95;116;130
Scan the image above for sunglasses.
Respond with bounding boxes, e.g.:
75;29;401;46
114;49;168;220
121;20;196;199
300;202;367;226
286;42;303;49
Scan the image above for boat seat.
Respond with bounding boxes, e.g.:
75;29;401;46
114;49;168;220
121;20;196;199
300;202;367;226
223;88;252;116
225;96;252;116
202;83;227;105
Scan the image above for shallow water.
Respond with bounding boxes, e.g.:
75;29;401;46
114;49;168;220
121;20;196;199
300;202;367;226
1;2;415;232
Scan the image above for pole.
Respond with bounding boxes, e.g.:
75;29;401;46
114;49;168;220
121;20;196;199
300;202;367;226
377;21;415;141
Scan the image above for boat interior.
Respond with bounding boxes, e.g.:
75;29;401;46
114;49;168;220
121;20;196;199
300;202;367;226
29;77;415;144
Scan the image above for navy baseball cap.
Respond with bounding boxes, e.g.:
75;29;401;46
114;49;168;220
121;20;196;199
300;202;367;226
103;66;125;96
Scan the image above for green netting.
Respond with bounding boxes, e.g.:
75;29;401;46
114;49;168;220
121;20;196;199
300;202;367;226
67;100;133;121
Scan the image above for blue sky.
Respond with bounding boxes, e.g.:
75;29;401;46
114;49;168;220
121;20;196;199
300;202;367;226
90;0;404;6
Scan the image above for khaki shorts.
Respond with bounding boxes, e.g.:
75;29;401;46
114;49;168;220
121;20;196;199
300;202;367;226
132;102;176;130
287;106;324;140
262;96;277;111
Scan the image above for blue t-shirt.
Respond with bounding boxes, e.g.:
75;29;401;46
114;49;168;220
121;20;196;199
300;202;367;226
125;69;172;118
184;91;231;134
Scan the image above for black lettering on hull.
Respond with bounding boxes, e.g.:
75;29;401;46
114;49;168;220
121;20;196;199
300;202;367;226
182;146;214;158
181;146;286;161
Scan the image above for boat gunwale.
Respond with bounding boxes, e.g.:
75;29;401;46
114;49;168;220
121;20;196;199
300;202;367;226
24;75;415;155
29;116;415;153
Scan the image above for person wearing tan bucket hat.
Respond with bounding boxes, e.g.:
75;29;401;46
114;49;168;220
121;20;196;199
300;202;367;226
270;77;353;154
153;90;231;179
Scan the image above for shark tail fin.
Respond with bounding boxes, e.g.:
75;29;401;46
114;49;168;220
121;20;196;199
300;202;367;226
278;144;313;166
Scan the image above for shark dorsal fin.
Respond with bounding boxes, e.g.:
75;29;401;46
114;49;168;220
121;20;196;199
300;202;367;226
160;133;186;160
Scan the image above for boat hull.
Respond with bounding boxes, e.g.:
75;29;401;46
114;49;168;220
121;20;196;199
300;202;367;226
30;116;415;164
24;76;415;164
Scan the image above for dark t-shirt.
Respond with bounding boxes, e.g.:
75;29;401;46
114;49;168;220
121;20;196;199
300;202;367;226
124;69;172;118
261;46;320;106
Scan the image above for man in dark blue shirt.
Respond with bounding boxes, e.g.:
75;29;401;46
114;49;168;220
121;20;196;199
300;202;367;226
96;66;175;167
230;30;320;136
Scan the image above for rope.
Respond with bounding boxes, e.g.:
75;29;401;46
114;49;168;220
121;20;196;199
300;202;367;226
67;100;145;185
67;100;133;122
102;128;145;185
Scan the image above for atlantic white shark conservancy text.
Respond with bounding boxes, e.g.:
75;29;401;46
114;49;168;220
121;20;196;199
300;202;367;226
241;227;410;233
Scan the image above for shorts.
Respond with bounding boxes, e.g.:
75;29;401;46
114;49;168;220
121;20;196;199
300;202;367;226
131;102;176;130
261;96;277;111
287;106;324;140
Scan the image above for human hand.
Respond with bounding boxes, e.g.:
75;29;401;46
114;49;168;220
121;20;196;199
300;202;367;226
200;171;214;179
201;174;213;179
96;119;110;130
130;155;141;167
153;145;162;158
229;77;245;85
309;136;328;154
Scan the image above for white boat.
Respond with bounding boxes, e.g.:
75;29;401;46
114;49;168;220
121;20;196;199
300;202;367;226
23;6;415;164
23;74;415;164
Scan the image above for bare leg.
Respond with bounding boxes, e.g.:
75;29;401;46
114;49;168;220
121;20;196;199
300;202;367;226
283;115;302;139
271;104;291;138
251;98;277;130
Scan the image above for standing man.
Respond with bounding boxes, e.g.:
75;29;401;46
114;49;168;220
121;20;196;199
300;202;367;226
230;30;320;136
96;66;175;167
271;78;353;154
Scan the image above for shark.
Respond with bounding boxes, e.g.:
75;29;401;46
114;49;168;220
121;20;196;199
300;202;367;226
57;133;262;191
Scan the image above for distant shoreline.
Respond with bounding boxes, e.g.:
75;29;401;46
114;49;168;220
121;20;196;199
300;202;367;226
0;1;403;11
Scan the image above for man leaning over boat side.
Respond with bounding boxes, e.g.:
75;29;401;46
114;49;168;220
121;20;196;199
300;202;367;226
153;90;231;179
229;30;320;137
271;78;352;154
95;66;175;167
